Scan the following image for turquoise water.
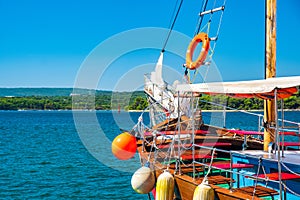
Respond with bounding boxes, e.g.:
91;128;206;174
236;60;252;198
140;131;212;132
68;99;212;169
0;110;299;199
0;111;149;199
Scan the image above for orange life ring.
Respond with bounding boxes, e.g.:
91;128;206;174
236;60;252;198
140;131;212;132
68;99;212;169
185;32;210;70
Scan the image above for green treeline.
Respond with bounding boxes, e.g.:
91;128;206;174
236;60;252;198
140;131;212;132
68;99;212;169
0;91;299;111
0;91;145;111
0;96;72;110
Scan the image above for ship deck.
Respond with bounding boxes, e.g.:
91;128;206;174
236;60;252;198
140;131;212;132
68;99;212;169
233;150;300;166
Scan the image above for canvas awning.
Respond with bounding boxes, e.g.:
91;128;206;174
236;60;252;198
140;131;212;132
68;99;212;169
175;76;300;99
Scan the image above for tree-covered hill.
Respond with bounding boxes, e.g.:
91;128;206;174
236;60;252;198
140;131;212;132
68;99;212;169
0;88;73;97
0;88;145;110
0;88;114;97
0;88;299;111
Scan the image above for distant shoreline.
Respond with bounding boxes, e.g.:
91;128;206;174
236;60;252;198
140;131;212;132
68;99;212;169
127;109;300;113
1;108;299;113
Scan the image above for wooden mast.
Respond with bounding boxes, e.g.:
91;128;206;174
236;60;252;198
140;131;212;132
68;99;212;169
264;0;276;151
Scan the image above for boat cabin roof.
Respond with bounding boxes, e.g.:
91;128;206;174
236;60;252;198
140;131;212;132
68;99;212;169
176;76;300;99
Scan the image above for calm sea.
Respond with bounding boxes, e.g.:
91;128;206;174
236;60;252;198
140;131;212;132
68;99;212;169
0;110;299;199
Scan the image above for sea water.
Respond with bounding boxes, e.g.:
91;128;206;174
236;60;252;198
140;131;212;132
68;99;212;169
0;110;299;199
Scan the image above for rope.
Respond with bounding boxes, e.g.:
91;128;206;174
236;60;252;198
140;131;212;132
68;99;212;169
207;0;217;27
142;88;192;170
281;161;300;177
282;181;300;197
194;0;209;35
199;99;264;118
202;148;216;182
191;0;227;84
161;0;183;52
147;138;155;162
147;193;152;200
207;0;227;60
252;156;264;200
166;135;177;170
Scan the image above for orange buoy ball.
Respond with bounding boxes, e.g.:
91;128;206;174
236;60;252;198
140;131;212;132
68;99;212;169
111;132;137;160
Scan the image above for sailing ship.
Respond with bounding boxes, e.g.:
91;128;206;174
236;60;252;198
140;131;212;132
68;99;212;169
112;0;300;199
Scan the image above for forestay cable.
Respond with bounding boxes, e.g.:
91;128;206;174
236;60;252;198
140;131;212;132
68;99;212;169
161;0;184;52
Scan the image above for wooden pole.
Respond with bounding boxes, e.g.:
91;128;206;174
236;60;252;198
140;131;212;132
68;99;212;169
264;0;277;151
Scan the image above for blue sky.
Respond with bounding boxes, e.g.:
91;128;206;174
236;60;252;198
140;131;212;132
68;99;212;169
0;0;300;90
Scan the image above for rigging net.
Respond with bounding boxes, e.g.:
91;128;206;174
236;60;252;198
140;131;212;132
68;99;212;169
190;0;227;83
